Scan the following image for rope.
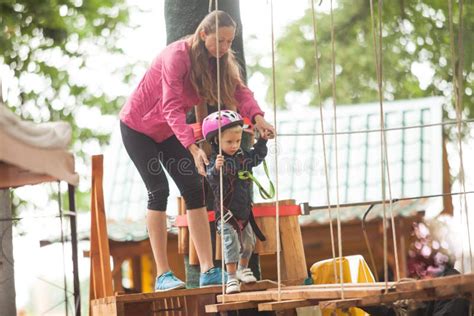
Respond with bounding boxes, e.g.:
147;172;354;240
212;0;227;301
305;190;474;211
269;0;282;301
310;0;339;291
208;0;213;13
369;0;401;288
329;0;345;297
370;0;388;293
448;0;472;272
277;118;474;137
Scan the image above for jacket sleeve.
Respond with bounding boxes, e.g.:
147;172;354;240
235;84;265;123
246;138;268;169
161;49;195;148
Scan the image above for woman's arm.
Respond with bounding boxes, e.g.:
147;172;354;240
235;85;275;140
161;47;195;148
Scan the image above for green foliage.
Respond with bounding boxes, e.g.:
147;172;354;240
249;0;473;114
0;0;130;212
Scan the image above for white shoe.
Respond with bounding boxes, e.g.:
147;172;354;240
237;268;257;284
226;278;241;294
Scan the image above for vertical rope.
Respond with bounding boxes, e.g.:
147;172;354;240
208;0;213;13
310;0;339;285
269;0;282;301
213;0;226;300
370;0;388;292
376;0;401;282
448;0;472;272
329;0;345;297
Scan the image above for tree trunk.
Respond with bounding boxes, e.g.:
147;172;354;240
165;0;247;81
0;189;17;316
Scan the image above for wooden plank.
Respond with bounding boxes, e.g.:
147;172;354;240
89;155;113;301
254;216;277;254
254;200;295;255
177;197;189;254
281;282;396;290
280;215;307;284
396;273;474;292
360;290;431;306
218;286;386;303
205;301;259;313
241;279;279;292
111;279;278;304
258;299;317;311
115;286;222;303
319;298;361;310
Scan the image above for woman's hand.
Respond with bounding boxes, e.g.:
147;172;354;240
254;115;275;140
189;144;209;176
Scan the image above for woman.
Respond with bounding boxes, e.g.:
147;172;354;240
120;10;275;291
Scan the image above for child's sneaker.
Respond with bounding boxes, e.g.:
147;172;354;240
154;271;186;291
237;268;257;284
199;267;225;287
226;278;241;294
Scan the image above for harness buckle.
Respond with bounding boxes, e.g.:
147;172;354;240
222;210;234;224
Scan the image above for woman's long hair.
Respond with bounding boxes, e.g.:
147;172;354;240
188;10;243;110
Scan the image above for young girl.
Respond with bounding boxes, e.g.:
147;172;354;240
203;110;268;294
120;10;275;291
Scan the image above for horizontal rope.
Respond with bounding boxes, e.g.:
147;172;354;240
302;190;474;212
278;118;474;137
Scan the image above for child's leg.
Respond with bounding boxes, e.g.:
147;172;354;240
237;224;257;283
217;220;241;293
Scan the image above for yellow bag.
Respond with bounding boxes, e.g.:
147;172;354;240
310;255;375;316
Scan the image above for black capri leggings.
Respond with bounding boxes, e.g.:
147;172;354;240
120;121;205;211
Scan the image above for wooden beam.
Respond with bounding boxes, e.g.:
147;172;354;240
396;273;474;292
218;286;387;303
258;299;318;311
89;155;113;305
281;282;396;290
205;301;259;313
319;298;361;310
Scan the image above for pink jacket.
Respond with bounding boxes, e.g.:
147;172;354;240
119;40;264;148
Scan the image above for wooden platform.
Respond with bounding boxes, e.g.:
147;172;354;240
90;280;278;315
205;273;474;313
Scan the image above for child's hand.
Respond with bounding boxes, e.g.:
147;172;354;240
215;154;224;170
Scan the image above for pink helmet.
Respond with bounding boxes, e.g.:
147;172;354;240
202;110;244;142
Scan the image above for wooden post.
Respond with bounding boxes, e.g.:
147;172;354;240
178;196;199;265
89;155;113;314
0;189;16;316
177;197;189;254
442;138;453;215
